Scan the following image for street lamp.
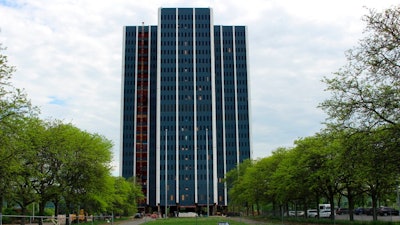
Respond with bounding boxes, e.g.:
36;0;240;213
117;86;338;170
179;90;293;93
206;128;209;217
165;129;168;219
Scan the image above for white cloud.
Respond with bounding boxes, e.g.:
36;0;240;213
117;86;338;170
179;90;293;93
0;0;397;175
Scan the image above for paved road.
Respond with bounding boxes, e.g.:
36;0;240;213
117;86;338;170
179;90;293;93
335;214;400;221
115;216;262;225
114;215;400;225
114;217;155;225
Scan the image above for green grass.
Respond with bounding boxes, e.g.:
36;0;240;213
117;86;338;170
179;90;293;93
139;217;254;225
94;216;400;225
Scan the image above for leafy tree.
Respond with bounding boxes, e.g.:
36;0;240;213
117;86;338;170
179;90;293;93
8;117;47;225
270;146;317;217
0;44;35;213
320;5;400;131
320;5;400;220
48;123;113;223
110;177;144;216
251;150;290;216
225;159;253;212
352;128;399;220
238;161;267;216
293;134;342;220
262;148;292;216
334;131;368;221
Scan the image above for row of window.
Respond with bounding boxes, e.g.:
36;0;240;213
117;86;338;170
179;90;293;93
161;23;211;29
160;49;210;54
215;30;247;37
159;174;212;182
161;13;210;21
124;27;246;38
159;194;227;204
162;32;210;38
161;58;211;64
161;105;212;113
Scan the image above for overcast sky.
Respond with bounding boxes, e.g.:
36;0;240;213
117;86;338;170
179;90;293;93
0;0;397;175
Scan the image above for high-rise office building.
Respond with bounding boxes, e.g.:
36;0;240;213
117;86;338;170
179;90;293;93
120;8;251;214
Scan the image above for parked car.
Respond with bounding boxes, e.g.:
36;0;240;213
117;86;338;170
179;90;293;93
354;207;366;215
365;208;374;215
377;207;400;216
336;208;349;215
319;209;332;218
307;209;331;218
288;211;305;217
307;209;318;218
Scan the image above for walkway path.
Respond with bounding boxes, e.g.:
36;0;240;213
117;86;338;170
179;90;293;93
115;216;264;225
113;217;155;225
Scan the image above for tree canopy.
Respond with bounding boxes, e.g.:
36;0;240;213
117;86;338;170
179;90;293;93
0;45;143;222
320;5;400;131
226;5;400;222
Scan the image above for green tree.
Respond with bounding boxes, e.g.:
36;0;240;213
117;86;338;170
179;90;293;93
334;131;368;221
49;123;113;223
320;5;400;131
351;129;399;220
110;177;144;216
320;5;400;220
225;159;253;213
271;147;313;217
8;117;47;225
0;45;35;213
293;134;342;220
263;148;291;216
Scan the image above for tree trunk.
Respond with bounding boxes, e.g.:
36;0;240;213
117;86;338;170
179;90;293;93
329;193;335;221
371;191;378;221
20;206;27;225
65;200;71;225
348;191;355;221
54;200;59;217
38;201;46;225
0;195;3;220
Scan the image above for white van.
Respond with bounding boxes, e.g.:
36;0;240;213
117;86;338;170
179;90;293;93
319;204;331;211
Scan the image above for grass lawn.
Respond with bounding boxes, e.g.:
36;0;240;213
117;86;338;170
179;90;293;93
141;217;255;225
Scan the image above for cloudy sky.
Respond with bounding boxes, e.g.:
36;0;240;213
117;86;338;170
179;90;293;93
0;0;397;175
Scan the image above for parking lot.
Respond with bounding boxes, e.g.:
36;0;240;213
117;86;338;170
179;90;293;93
335;214;400;222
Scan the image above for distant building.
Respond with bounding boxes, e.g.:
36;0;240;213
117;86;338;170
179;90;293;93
121;7;252;214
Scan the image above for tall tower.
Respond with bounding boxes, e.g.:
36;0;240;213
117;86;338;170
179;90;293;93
121;8;251;214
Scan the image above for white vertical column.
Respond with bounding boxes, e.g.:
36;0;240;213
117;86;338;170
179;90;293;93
156;7;162;206
206;128;209;217
245;26;253;159
119;26;127;177
209;9;218;205
165;129;168;216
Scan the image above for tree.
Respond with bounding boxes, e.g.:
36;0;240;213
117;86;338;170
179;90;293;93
320;5;400;221
0;44;35;213
225;159;253;213
8;117;47;225
292;134;342;220
48;123;113;223
270;148;309;215
320;5;400;131
351;128;400;220
109;177;144;216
